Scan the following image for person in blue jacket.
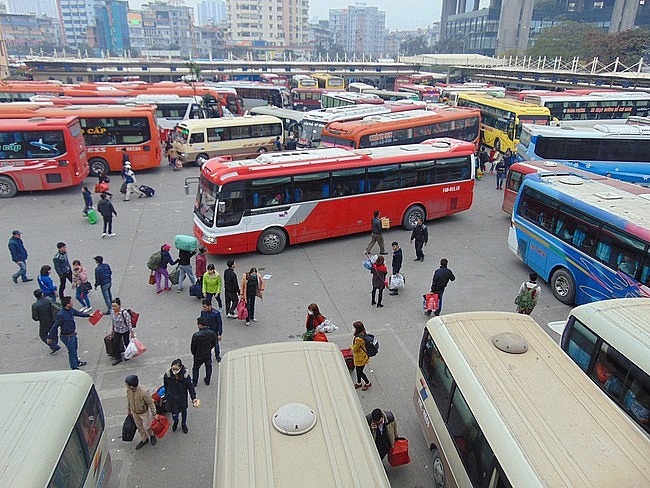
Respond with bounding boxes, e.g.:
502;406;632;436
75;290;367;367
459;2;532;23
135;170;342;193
37;265;57;301
8;230;32;283
48;296;90;370
93;255;113;315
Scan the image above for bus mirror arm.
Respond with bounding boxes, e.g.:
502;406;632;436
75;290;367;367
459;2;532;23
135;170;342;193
184;176;200;196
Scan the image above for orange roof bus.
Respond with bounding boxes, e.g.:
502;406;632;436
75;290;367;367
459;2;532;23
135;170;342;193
192;138;476;254
0;104;162;175
320;108;481;150
0;81;65;101
0;116;89;198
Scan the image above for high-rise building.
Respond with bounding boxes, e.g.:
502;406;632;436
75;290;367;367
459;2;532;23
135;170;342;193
95;0;129;56
226;0;309;47
0;12;60;54
7;0;58;19
329;5;386;56
56;0;102;48
196;0;226;26
128;2;194;57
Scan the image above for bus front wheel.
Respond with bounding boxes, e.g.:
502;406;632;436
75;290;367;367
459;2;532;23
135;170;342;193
0;175;18;198
402;205;425;231
432;448;446;488
550;268;575;305
89;157;110;177
195;154;210;167
258;147;267;153
257;228;287;255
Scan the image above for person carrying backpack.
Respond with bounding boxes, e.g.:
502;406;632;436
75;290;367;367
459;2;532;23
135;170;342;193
515;272;542;315
152;244;177;294
352;321;372;391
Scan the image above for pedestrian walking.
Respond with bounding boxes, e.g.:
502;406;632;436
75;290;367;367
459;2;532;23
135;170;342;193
121;147;130;166
223;259;240;318
200;299;223;362
37;265;57;301
367;409;399;461
202;264;222;307
155;244;177;294
495;158;507;190
8;230;32;283
195;247;207;280
96;169;112;197
163;359;199;434
122;162;145;201
81;186;93;217
110;298;134;365
32;289;61;354
71;260;92;312
410;218;428;262
47;296;90;370
125;375;157;450
305;303;325;331
365;210;387;255
53;242;72;302
503;148;515;170
478;145;489;173
273;136;282;151
371;255;388;308
389;242;403;296
352;321;372;391
191;316;218;385
515;272;542;315
93;255;113;315
176;247;197;293
241;267;265;325
428;258;455;317
488;148;499;174
97;192;117;238
285;133;297;150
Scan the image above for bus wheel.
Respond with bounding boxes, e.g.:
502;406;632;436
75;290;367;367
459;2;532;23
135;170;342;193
432;448;445;488
196;154;210;167
89;158;110;177
402;205;425;231
257;228;287;255
258;147;268;153
550;268;575;305
494;139;501;152
0;175;18;198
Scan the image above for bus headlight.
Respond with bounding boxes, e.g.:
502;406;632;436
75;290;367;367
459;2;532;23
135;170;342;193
202;233;216;244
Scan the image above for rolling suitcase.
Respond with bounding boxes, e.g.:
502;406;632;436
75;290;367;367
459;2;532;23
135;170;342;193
104;334;115;357
341;348;354;370
139;185;155;197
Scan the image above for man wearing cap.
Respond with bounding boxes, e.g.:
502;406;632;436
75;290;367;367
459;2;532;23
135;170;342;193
48;296;90;370
8;230;32;283
93;256;113;315
122;162;145;201
53;242;72;302
125;374;157;450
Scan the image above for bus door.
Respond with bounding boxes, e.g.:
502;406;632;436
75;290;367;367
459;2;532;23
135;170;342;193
515;191;555;274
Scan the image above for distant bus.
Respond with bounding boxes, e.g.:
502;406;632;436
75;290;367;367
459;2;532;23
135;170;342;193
320;91;384;109
457;93;551;152
173;115;283;167
0;116;89;198
508;173;650;305
311;72;345;90
290;87;328;111
438;83;506;102
398;84;440;102
0;370;111;487
516;122;650;185
557;298;650;435
214;341;391;488
212;87;244;116
193;139;476;254
415;311;650;488
214;82;291;109
320;108;481;150
0;103;163;175
393;73;439;90
248;106;304;140
259;73;289;88
0;81;65;101
348;82;377;93
290;74;318;89
523;91;650;121
365;89;419;102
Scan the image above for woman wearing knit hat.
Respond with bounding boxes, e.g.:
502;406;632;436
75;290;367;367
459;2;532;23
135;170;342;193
155;244;178;294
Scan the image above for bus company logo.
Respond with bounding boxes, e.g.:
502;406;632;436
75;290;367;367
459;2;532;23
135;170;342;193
84;126;107;135
417;395;431;428
442;185;461;193
2;142;21;152
87;147;107;153
0;160;25;166
368;132;393;143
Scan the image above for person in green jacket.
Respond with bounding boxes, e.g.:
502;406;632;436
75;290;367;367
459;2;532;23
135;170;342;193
201;264;222;309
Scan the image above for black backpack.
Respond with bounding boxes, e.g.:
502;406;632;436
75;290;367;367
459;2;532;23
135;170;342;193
364;333;379;357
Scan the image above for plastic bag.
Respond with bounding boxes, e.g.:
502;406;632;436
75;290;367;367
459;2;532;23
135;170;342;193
237;298;248;320
133;338;147;358
124;339;138;360
362;254;378;270
122;414;137;442
390;273;405;289
316;319;338;333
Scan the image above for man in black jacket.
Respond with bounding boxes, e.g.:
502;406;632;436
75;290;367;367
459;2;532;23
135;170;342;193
223;259;240;318
429;258;455;317
389;242;403;296
191;317;217;386
410;218;428;262
32;289;61;353
97;193;117;238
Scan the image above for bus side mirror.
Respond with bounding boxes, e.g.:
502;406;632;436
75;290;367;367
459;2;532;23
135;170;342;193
184;176;200;196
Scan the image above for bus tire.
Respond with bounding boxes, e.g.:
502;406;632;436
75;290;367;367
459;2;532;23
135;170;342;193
257;228;287;255
195;153;210;168
494;138;501;152
89;157;110;177
432;448;445;488
0;175;18;198
257;147;267;153
550;268;575;305
402;205;425;231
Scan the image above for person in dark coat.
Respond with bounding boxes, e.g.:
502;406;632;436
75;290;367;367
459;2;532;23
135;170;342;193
200;299;223;361
370;255;388;308
8;230;32;283
97;192;117;238
191;316;217;386
223;259;240;318
31;289;61;353
163;358;198;434
428;258;456;317
389;242;403;296
410;218;428;262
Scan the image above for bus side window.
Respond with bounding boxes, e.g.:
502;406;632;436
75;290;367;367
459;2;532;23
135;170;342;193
190;133;205;144
565;319;598;372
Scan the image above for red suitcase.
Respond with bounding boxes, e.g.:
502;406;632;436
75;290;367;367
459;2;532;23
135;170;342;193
341;348;354;370
150;414;170;439
388;438;411;467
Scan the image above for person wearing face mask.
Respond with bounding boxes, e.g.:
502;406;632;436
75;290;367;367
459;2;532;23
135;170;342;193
125;375;157;450
241;267;265;326
305;303;325;332
163;359;199;434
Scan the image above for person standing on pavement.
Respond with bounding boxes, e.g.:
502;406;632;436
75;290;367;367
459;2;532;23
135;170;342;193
122;162;145;201
71;260;92;312
478;146;489;173
241;267;264;325
365;210;387;256
32;289;61;354
53;242;72;302
97;193;117;238
428;258;456;317
389;242;403;296
410;218;428;262
223;260;239;318
515;272;542;315
191;316;218;385
125;375;157;450
305;303;325;332
200;299;223;362
176;247;197;293
366;409;399;461
155;244;177;294
9;230;32;284
110;298;134;366
503;148;515;171
195;247;207;281
202;264;223;308
93;256;113;315
352;321;372;391
37;265;57;301
47;296;90;370
370;255;388;308
495;158;507;190
164;359;199;434
81;186;93;218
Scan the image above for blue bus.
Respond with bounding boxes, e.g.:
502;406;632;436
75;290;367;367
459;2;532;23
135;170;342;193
516;122;650;185
508;173;650;305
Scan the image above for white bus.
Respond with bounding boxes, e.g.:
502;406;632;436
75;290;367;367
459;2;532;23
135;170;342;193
0;370;111;488
173;115;284;166
247;105;305;140
214;342;391;488
558;298;650;435
415;311;650;488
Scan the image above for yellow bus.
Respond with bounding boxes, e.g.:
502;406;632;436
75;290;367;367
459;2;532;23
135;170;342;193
415;311;650;487
311;72;346;90
214;342;391;487
456;93;550;153
0;370;111;488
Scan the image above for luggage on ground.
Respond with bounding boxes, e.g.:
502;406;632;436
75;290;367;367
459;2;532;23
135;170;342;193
104;333;115;356
87;208;98;225
150;414;170;438
139;185;155;197
122;414;137;442
189;279;203;298
174;234;198;252
341;348;354;370
388;438;411;467
169;265;180;285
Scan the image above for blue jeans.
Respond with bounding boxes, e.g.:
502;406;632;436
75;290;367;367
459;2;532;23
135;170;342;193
178;265;196;291
172;409;188;426
100;283;112;312
435;289;445;316
75;286;91;309
61;334;80;369
13;261;28;281
496;172;505;189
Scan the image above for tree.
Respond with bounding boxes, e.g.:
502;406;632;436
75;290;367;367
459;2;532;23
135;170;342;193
526;22;606;60
599;29;649;65
400;35;430;56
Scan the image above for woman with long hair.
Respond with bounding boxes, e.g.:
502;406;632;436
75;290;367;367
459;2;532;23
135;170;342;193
352;321;372;391
305;303;325;331
371;255;388;308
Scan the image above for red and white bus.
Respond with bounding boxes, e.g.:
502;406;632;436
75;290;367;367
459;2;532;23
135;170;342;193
193;138;476;254
398;84;440;102
0;116;89;198
259;73;289;88
212;87;244;116
320;107;481;150
0;104;162;175
393;73;439;90
291;87;328;111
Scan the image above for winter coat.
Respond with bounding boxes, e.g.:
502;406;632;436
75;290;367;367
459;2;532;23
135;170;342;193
410;223;428;243
126;385;156;416
94;263;112;286
202;271;222;295
178;249;195;266
83;189;93;207
431;267;455;293
223;267;239;294
52;251;70;276
352;335;369;366
371;216;382;235
242;272;264;298
97;198;117;219
72;266;89;288
159;250;177;269
163;367;196;413
195;253;207;278
371;263;387;289
200;309;222;336
37;274;57;298
391;247;403;274
32;297;58;329
306;313;325;331
191;327;217;359
366;411;398;448
8;236;27;262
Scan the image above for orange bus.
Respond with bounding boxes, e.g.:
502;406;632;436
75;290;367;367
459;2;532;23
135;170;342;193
0;81;65;102
0;116;89;198
319;107;481;149
0;104;162;175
